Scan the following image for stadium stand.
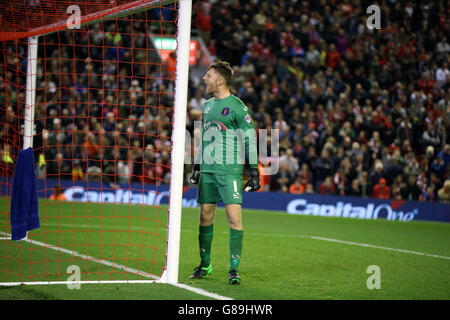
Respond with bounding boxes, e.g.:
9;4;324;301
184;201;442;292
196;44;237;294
1;0;448;203
190;0;449;202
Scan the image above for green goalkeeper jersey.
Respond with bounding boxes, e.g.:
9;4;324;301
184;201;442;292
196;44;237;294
197;94;258;175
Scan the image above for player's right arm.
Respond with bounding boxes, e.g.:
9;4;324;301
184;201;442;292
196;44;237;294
190;163;200;184
190;100;206;184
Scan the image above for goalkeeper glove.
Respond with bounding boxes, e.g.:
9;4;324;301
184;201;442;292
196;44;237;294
190;164;200;184
244;167;261;192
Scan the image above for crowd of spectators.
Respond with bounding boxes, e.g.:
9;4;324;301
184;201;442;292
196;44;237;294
0;0;449;204
0;5;177;187
190;0;450;203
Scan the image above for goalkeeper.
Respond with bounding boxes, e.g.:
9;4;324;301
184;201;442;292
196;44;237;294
189;61;261;285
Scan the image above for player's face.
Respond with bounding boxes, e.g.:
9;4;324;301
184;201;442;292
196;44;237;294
203;68;222;95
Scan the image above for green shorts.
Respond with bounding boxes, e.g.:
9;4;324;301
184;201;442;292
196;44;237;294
197;172;243;205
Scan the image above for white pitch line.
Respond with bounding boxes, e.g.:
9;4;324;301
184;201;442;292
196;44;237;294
0;231;233;300
43;223;450;261
0;231;158;279
5;224;449;261
3;223;447;298
172;283;233;300
0;280;160;286
240;230;450;261
308;236;450;260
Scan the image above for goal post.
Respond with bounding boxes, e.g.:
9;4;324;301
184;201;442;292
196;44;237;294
165;0;192;284
0;0;191;285
24;36;38;151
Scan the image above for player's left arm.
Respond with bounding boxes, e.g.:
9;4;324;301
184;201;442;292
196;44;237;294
233;104;261;192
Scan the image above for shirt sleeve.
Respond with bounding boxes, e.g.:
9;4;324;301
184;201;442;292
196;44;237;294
233;103;258;169
193;102;206;168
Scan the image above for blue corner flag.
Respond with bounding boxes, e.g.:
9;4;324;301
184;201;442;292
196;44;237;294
10;147;40;241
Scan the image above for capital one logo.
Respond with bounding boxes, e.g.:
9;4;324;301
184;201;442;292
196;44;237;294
366;5;381;30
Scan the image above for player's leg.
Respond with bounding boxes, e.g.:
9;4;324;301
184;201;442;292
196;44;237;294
200;203;216;226
218;174;244;284
225;204;243;284
198;203;216;269
190;173;220;279
225;204;243;230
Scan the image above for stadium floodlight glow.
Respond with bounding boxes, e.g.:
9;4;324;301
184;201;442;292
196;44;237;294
153;37;178;51
0;0;192;286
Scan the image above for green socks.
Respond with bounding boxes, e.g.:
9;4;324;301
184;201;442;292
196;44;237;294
198;224;243;272
199;224;213;268
229;228;243;272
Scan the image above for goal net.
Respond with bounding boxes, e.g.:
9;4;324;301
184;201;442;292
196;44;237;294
0;0;191;285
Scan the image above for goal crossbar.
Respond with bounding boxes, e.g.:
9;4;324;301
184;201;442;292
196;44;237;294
0;0;175;41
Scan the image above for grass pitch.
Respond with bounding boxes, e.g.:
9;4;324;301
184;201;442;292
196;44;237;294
0;197;449;300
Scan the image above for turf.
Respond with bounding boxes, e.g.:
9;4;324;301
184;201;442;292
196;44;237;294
0;198;449;300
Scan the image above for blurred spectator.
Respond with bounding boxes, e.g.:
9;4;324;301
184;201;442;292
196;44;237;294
358;171;371;198
289;177;305;194
319;176;335;195
401;174;422;201
348;178;362;197
272;162;295;192
49;185;68;201
305;183;314;194
437;180;450;203
420;186;436;202
437;36;450;54
437;144;450;171
279;149;299;173
333;166;349;196
72;163;84;181
298;163;313;188
369;160;385;188
314;148;334;191
384;152;404;185
436;61;449;89
258;162;271;192
326;44;340;69
190;86;206;120
305;43;321;69
166;50;177;82
194;2;212;43
391;175;405;200
372;178;390;200
422;123;442;153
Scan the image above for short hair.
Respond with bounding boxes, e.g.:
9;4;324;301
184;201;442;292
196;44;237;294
208;60;234;87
